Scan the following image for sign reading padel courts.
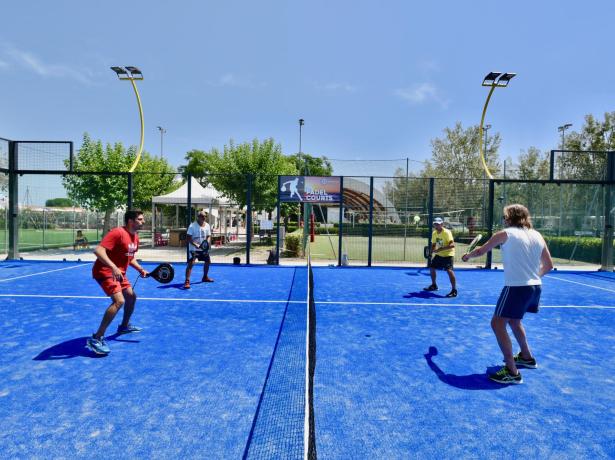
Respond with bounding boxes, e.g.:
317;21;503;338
279;176;342;203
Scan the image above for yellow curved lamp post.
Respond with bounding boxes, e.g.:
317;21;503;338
479;72;516;179
111;66;144;172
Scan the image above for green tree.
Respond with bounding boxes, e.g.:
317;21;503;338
180;138;297;211
420;123;501;226
558;112;615;180
287;153;333;176
63;133;177;234
45;197;75;207
515;147;550;180
383;168;430;221
504;147;552;212
423;122;501;179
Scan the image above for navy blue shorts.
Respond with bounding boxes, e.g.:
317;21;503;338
190;251;210;262
494;285;542;319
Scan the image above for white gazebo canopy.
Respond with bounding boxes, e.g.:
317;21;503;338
152;177;229;206
151;177;233;235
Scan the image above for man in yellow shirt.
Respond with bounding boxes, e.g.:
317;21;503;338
424;217;457;297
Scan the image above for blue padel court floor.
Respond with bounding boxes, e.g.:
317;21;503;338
0;261;614;459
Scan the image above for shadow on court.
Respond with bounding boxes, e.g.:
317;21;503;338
424;346;504;390
33;333;140;360
404;291;444;299
156;282;187;290
404;269;430;277
156;281;211;290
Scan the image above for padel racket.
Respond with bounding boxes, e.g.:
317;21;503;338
464;234;483;255
147;263;175;284
199;240;210;254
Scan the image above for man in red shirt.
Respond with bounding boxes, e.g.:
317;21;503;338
87;210;149;355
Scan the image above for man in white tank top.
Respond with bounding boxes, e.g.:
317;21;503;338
462;204;553;384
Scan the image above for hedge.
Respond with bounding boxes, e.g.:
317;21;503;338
543;236;611;263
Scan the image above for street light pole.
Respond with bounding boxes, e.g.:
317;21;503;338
157;126;166;159
482;124;491;228
299;118;304;154
558;123;572;151
557;123;572;236
479;72;516;179
110;66;145;172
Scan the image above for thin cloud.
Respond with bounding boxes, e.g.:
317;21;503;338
417;59;440;73
207;73;266;88
314;82;358;93
394;82;449;109
1;43;93;84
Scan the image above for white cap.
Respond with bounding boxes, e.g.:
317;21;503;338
433;217;444;225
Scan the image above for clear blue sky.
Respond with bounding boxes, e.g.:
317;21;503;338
2;0;614;178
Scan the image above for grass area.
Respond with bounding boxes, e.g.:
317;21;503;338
0;229;100;251
298;233;596;267
303;234;489;265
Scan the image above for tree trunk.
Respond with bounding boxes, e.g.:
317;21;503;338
103;209;113;236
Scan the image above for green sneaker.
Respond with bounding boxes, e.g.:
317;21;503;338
513;352;537;369
489;366;523;384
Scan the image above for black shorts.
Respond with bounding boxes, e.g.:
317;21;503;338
190;251;210;262
494;285;542;319
431;255;454;270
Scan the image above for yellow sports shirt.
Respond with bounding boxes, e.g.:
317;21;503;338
432;228;455;257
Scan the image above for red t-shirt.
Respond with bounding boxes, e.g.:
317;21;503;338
92;226;139;279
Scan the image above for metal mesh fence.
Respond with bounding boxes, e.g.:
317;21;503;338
432;177;488;266
249;174;278;265
0;137;8;170
551;150;611;181
3;170;612;269
338;176;371;266
493;181;611;266
372;176;430;264
16;174;127;258
0;171;7;257
551;150;615;181
16;141;72;171
189;174;248;265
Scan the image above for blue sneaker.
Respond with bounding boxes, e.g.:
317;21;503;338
117;323;142;334
86;335;110;355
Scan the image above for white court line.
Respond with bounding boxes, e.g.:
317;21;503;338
0;293;613;309
545;275;615;293
0;263;92;283
0;294;304;303
316;300;615;309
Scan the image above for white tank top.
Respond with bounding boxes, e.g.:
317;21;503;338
501;227;545;286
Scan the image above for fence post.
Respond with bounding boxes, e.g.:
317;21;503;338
7;140;18;260
186;174;192;263
368;177;374;267
246;174;252;265
600;152;614;271
427;178;434;268
337;177;344;266
275;176;281;265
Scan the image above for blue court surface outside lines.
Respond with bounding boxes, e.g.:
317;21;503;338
0;261;307;458
312;266;615;459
